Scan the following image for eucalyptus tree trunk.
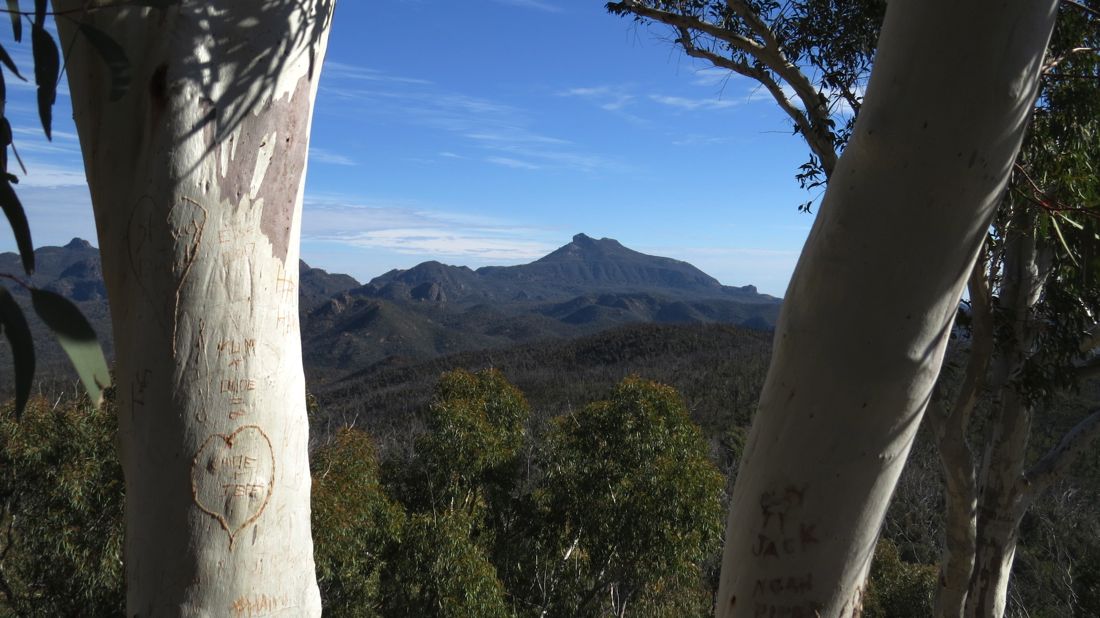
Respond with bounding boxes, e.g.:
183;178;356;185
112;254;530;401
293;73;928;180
55;2;333;614
714;1;1058;616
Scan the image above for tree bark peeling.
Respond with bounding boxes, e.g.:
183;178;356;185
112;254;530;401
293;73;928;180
54;1;334;614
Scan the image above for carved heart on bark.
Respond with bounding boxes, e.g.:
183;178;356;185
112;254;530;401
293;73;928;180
191;425;276;548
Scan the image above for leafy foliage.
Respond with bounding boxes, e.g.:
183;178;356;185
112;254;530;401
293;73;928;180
312;428;404;617
536;377;725;616
862;538;936;618
379;509;512;618
0;394;124;615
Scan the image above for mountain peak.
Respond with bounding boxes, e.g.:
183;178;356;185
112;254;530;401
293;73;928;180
64;238;93;250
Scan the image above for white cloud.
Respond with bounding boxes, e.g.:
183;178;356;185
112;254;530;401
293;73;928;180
319;70;627;174
491;0;562;12
309;147;355;166
302;194;557;263
691;68;734;88
558;85;636;112
340;228;554;261
648;94;739;111
322;62;432;85
486;156;541;170
16;162;87;187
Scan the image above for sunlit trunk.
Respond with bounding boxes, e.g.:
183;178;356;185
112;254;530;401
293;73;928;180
55;1;333;613
715;1;1057;615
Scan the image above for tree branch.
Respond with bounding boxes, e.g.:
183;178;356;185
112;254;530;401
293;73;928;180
1042;46;1097;74
609;0;838;175
1022;408;1100;499
606;1;764;55
1062;0;1100;19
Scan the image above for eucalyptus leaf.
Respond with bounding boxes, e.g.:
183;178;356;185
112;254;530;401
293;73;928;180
0;286;34;418
6;0;19;42
0;41;25;81
0;179;33;274
31;25;57;140
30;289;110;406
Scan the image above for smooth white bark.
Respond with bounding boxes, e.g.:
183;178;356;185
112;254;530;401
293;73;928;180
55;2;333;614
715;2;1057;616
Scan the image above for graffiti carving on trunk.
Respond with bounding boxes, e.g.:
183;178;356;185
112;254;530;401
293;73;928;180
192;425;276;548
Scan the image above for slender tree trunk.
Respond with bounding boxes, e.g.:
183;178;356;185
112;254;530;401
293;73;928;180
965;205;1048;618
714;2;1058;616
931;258;994;618
55;2;333;614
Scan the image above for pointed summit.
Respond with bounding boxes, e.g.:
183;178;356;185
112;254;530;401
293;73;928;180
64;238;93;250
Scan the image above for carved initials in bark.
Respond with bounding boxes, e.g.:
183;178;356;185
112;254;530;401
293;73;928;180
191;425;276;548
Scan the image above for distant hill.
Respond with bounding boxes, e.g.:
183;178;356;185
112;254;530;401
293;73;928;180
0;234;781;389
364;233;765;302
302;233;780;378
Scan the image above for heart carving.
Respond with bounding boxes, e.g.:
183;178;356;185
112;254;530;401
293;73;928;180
191;425;275;548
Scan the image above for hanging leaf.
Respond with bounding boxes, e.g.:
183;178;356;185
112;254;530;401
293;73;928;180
6;0;19;42
0;42;25;81
0;179;33;274
32;0;44;27
0;286;33;418
30;289;110;406
31;24;58;140
77;22;130;101
1050;216;1080;268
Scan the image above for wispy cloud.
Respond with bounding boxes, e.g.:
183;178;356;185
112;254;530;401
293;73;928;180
302;194;558;263
322;62;433;85
558;86;636;112
648;94;738;111
486;156;541;170
17;162;87;187
309;147;356;166
491;0;562;12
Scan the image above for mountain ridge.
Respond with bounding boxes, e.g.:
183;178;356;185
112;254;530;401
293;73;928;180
0;234;781;386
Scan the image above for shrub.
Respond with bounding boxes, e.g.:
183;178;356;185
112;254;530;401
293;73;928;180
0;395;124;615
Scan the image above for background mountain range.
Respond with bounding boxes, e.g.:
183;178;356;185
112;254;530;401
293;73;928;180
0;233;781;392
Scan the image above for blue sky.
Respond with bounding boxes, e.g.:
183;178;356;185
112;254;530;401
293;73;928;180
3;1;820;296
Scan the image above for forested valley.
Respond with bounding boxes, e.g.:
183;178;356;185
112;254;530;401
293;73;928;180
0;319;1096;616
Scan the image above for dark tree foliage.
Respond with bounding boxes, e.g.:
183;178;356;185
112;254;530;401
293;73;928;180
0;394;124;615
536;377;725;616
312;428;404;618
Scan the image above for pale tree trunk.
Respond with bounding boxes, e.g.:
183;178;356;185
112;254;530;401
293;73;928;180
714;2;1058;616
964;205;1049;618
930;256;993;618
55;1;333;614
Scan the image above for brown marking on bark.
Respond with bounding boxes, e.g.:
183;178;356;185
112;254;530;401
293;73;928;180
215;74;313;264
168;197;207;358
191;425;275;549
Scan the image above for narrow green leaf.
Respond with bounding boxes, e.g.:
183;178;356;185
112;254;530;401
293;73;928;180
31;24;58;140
77;22;130;101
30;289;110;406
1055;211;1085;230
6;0;20;42
0;286;34;418
0;41;25;81
0;179;33;274
1050;216;1080;268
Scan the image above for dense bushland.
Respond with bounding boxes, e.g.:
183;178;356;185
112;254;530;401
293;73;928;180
0;335;1095;615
